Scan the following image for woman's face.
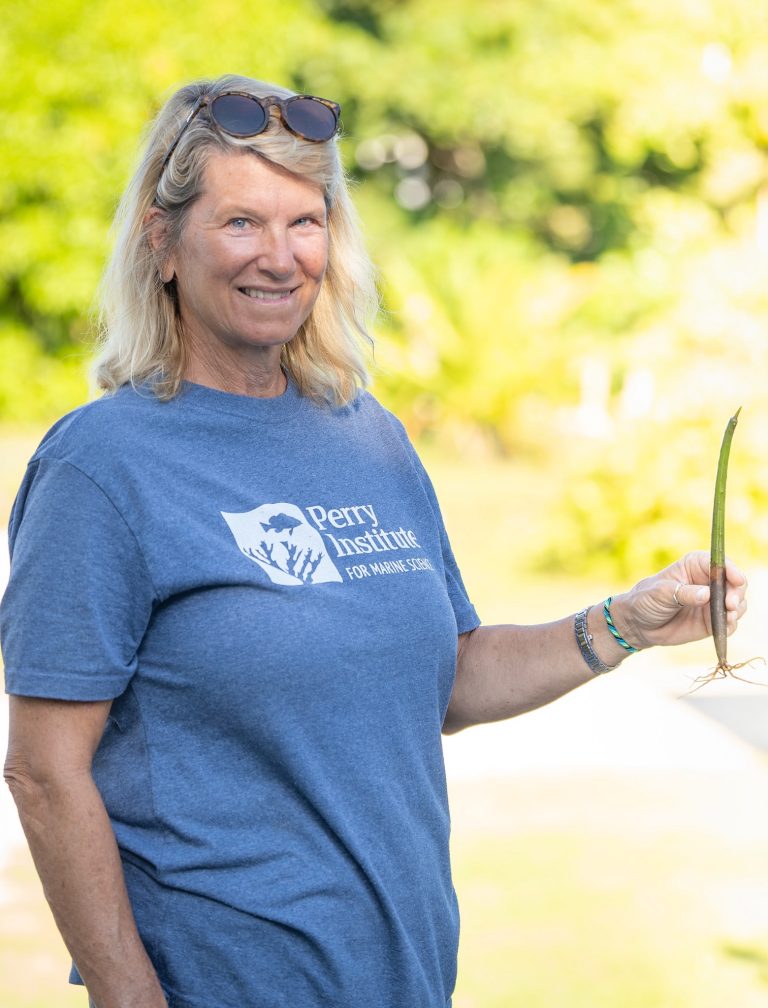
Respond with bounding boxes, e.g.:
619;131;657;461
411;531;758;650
167;150;329;373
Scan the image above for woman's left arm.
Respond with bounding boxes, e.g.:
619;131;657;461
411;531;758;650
443;551;748;734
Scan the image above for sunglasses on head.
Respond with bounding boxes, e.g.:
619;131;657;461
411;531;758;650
158;91;341;181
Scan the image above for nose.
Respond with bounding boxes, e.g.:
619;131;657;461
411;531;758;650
256;227;296;280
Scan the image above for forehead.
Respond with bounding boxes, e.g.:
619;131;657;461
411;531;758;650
199;150;326;209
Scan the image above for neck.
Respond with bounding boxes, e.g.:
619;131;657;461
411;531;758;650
183;342;287;398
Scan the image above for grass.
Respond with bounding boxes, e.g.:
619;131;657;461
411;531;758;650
2;427;768;1006
449;774;768;1007
4;779;768;1008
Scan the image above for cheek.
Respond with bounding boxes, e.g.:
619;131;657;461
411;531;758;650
168;244;202;297
301;235;330;282
313;255;328;285
177;233;242;282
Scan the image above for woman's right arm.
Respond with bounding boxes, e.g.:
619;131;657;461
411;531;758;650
3;695;168;1008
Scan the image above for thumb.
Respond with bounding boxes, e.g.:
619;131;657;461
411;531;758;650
675;583;708;607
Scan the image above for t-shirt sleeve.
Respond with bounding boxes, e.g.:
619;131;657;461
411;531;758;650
412;456;481;635
383;410;480;635
1;457;156;700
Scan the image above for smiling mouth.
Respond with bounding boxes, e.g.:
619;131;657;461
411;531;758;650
238;287;297;302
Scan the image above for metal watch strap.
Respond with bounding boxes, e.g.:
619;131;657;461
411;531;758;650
574;607;616;675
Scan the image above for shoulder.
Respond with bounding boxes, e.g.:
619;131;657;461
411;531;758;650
343;388;414;448
8;385;166;546
30;384;165;472
338;389;432;489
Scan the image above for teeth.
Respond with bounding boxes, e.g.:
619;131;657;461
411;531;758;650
241;288;292;301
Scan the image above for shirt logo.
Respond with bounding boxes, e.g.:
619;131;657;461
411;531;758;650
221;504;343;585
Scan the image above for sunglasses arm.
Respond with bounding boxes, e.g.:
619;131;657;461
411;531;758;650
159;96;210;178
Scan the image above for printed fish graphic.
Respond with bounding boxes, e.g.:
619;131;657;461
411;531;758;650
261;513;303;536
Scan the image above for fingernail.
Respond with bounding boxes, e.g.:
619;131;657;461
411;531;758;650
696;587;707;602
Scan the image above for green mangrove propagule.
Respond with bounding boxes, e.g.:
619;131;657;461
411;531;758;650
690;407;763;691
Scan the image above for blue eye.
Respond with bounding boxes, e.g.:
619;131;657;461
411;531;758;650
229;218;248;229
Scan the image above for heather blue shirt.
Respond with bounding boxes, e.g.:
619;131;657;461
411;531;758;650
1;379;480;1008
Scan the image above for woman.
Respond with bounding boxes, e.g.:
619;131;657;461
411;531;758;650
1;74;747;1008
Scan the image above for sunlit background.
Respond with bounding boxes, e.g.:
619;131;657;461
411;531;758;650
2;1;768;1005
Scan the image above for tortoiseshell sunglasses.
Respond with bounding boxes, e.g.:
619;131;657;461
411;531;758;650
158;92;341;180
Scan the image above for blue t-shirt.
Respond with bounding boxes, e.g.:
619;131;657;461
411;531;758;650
1;378;480;1008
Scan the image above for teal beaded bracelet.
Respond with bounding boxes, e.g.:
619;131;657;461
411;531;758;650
603;597;639;653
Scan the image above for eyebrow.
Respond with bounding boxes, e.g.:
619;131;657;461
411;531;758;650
214;201;328;220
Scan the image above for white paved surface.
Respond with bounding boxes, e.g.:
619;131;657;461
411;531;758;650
444;568;768;781
442;656;767;780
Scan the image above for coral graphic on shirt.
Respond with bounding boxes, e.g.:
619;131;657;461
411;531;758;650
221;504;343;585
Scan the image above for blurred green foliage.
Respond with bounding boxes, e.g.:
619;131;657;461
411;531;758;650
2;0;768;578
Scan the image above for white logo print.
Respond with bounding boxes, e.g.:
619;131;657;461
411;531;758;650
221;503;343;585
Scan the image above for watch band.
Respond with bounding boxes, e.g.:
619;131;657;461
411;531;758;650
574;606;617;675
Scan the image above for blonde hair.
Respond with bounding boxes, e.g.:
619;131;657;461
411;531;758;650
92;74;377;405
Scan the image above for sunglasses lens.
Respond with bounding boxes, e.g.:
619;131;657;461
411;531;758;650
210;94;268;137
285;98;338;141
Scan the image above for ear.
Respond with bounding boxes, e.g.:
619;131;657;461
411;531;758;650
143;207;176;283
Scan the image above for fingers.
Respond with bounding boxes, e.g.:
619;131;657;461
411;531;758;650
724;556;748;588
680;550;710;582
670;578;746;615
726;600;748;634
726;613;744;636
725;588;748;617
724;557;748;620
659;555;748;626
677;552;746;588
676;554;748;603
672;581;708;608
